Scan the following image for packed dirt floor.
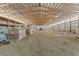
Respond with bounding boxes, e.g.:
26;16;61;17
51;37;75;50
0;31;79;56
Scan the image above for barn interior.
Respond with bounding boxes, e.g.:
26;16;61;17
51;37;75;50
0;3;79;56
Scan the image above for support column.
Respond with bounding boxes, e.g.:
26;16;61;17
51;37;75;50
7;19;10;40
78;17;79;34
69;19;72;32
57;25;59;32
26;25;30;36
64;22;66;32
